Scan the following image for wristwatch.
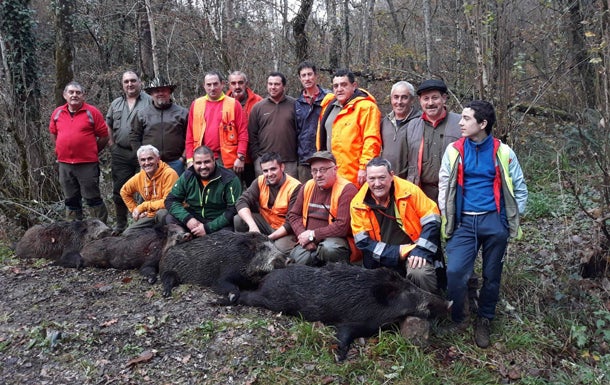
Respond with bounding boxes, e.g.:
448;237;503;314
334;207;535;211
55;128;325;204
237;154;245;161
308;230;315;242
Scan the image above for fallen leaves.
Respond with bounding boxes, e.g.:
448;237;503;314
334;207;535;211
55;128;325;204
100;318;118;328
125;350;155;368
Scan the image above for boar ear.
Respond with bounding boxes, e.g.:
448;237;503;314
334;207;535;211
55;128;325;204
371;282;400;305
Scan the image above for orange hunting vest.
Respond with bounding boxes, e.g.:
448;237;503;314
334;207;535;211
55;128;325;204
257;174;301;229
191;96;239;168
302;177;362;263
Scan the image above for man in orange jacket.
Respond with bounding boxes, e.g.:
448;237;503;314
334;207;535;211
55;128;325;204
234;152;301;255
350;157;442;294
120;145;179;235
185;71;248;174
317;69;381;188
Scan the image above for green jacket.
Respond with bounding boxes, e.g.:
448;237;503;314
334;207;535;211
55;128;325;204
165;165;242;233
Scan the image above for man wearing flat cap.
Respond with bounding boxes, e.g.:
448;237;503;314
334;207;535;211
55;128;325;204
287;151;359;265
404;79;461;202
131;76;189;175
403;79;462;295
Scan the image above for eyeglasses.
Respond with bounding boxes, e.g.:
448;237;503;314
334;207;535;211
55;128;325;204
311;166;333;175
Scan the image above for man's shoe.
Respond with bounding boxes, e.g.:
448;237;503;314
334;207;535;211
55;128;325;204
474;317;491;348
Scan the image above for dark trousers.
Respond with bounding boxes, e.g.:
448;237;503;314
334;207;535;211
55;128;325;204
446;212;509;323
111;145;138;225
59;162;103;209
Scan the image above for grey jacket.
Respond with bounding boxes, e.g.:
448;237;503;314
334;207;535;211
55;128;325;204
380;108;422;179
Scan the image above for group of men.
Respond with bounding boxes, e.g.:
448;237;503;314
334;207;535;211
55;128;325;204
49;66;527;349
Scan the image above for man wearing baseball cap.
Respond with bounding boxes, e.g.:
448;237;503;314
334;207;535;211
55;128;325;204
287;150;359;265
404;79;461;203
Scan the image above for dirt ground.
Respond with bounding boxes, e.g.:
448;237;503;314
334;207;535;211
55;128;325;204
0;258;299;385
2;213;608;385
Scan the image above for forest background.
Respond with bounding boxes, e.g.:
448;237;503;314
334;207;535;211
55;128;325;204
0;0;609;384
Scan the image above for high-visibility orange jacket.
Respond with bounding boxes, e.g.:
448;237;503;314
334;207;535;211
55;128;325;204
186;94;247;168
350;175;441;266
316;89;381;187
302;177;362;262
257;174;301;229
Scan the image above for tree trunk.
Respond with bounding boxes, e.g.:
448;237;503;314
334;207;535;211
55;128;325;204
463;1;488;99
385;0;404;41
0;0;59;215
423;0;431;76
138;0;153;80
293;0;313;63
54;0;73;106
326;0;341;69
566;0;597;109
342;0;350;67
361;0;375;87
144;0;159;78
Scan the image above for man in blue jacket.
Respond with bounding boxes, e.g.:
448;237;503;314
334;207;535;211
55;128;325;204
439;100;528;348
294;61;330;182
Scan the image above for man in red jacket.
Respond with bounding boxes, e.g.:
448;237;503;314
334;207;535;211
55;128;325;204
185;71;247;174
227;70;263;187
49;81;109;222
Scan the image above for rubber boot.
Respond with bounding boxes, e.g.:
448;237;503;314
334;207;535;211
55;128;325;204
88;203;108;224
65;208;84;221
113;203;129;235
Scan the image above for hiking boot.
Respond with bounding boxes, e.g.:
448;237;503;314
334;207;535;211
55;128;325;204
65;208;84;221
474;317;491;348
400;316;430;348
88;203;108;224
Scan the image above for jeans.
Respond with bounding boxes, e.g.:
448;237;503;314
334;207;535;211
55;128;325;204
446;212;509;322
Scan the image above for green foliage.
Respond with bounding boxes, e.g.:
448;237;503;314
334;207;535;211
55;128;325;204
0;244;16;264
570;324;589;348
526;190;555;218
0;0;39;99
593;310;610;343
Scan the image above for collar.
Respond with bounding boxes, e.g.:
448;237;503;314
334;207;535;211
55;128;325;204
204;92;226;102
421;108;447;127
302;87;320;102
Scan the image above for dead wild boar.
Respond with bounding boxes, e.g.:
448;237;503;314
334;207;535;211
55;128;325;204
56;224;191;283
14;219;111;260
159;231;287;298
235;263;451;361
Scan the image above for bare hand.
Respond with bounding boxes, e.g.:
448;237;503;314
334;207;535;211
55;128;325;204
132;209;147;221
186;218;207;237
233;158;245;174
357;169;367;187
407;255;427;269
297;230;313;247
